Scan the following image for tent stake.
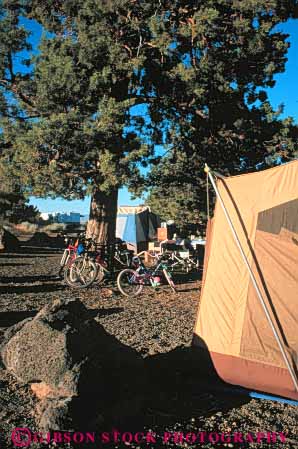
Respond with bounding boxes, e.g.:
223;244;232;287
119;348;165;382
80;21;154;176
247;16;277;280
204;164;298;393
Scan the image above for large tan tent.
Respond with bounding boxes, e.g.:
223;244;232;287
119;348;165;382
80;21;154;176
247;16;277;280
193;160;298;400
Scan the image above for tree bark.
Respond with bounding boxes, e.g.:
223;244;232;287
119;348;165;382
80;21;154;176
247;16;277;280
0;225;5;251
86;187;118;245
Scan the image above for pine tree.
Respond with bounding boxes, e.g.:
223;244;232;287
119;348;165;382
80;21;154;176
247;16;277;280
145;0;298;232
0;1;39;226
0;0;165;243
1;1;298;240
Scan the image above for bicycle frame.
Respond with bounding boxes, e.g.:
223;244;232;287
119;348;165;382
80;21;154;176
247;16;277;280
70;240;133;286
167;250;199;272
133;258;173;285
59;241;80;278
60;244;78;267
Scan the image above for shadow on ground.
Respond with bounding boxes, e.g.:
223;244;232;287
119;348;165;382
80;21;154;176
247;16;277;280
0;244;62;258
70;338;251;448
172;270;202;284
0;310;38;327
0;283;66;295
112;345;250;429
0;274;60;284
0;262;34;267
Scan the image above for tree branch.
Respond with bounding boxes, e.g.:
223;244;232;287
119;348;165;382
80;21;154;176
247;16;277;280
8;52;15;82
127;94;156;105
0;77;38;112
1;112;40;121
10;84;37;110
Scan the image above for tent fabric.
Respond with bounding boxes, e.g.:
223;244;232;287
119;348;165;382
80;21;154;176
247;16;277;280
117;215;138;245
194;160;298;400
117;205;150;215
116;206;160;252
116;216;130;241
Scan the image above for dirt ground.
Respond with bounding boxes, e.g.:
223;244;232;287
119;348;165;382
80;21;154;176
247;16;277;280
0;244;297;449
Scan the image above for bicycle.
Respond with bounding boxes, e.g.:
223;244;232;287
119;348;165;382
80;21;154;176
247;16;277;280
64;239;134;288
58;232;85;278
116;254;177;297
160;240;199;273
104;240;135;272
167;250;199;273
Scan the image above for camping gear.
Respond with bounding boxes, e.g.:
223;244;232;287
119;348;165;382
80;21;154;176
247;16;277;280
194;161;298;400
157;227;168;241
161;239;200;272
116;206;161;253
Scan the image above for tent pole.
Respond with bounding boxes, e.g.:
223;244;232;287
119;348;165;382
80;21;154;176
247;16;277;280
204;164;298;393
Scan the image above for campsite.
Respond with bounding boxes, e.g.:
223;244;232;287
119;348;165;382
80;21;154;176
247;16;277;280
1;157;298;449
0;168;298;448
1;2;298;448
0;242;297;449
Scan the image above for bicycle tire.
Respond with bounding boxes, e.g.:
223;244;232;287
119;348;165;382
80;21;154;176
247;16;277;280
163;268;177;293
58;266;65;279
117;269;144;297
63;259;79;284
96;264;106;284
58;250;69;278
64;257;98;288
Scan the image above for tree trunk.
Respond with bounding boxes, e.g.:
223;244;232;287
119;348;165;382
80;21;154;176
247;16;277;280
0;225;5;251
86;187;118;245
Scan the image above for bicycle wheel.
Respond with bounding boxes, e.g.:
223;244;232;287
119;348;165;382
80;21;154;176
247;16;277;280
67;257;81;284
117;269;144;297
58;250;69;278
58;265;65;279
96;264;106;284
163;268;177;293
64;257;98;288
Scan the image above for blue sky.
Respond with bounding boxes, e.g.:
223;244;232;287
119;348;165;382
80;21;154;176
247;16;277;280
266;19;298;120
31;187;144;214
20;18;298;214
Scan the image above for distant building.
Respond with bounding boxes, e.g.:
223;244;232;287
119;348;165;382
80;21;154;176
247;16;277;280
55;212;81;224
40;212;82;224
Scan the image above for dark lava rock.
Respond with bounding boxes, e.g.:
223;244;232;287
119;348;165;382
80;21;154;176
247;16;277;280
1;298;146;431
1;298;91;386
27;232;64;248
0;227;20;252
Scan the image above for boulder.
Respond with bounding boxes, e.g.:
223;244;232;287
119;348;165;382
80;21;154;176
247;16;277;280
1;299;93;389
27;232;64;248
0;227;20;252
0;298;145;431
